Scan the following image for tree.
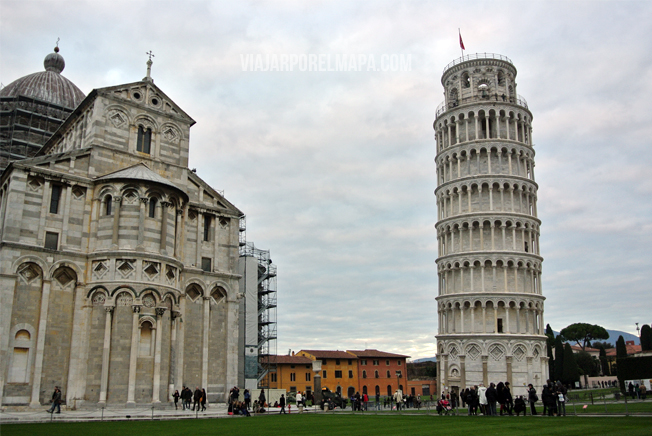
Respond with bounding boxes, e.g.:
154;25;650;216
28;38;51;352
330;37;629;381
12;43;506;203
562;343;580;386
546;324;555;380
616;335;627;392
591;341;614;350
554;335;564;382
598;345;609;376
616;335;627;358
576;350;599;386
559;323;609;350
641;324;652;351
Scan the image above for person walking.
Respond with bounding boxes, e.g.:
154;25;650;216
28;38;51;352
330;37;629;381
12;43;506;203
504;382;514;415
47;386;62;414
259;389;266;407
478;384;488;415
528;383;538;415
201;388;207;411
486;383;498;416
279;394;287;414
244;389;251;410
556;382;566;416
393;389;403;411
193;386;201;411
173;390;180;410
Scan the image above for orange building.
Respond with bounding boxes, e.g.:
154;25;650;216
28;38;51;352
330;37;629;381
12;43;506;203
297;350;360;397
261;355;315;397
347;349;409;398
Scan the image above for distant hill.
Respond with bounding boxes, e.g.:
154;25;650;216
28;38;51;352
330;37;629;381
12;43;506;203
412;357;437;363
552;328;639;346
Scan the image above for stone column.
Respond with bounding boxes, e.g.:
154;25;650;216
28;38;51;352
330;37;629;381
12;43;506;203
196;211;203;267
0;275;16;408
66;284;88;407
29;279;52;407
225;296;240;394
506;356;513;386
126;305;141;406
160;202;170;255
111;196;122;248
153;307;166;404
174;209;183;258
137;198;147;250
482;356;488;387
60;184;72;248
460;355;467;389
176;300;185;393
98;306;114;405
202;297;210;390
169;310;180;397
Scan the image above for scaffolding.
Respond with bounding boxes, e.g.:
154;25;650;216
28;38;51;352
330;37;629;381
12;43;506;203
239;219;277;390
0;95;74;173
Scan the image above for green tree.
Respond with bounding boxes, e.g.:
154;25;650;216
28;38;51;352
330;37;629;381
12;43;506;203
554;335;564;382
616;335;627;392
616;335;627;358
562;343;580;386
559;323;609;350
575;350;599;386
598;345;609;376
641;324;652;351
546;324;555;380
591;341;614;349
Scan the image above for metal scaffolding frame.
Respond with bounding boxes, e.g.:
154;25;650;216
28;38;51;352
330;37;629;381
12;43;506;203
239;218;277;389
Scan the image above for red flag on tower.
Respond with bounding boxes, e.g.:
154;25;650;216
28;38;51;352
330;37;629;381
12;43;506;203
459;30;465;50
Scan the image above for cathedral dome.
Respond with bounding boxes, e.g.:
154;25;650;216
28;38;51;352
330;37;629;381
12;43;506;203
0;47;85;109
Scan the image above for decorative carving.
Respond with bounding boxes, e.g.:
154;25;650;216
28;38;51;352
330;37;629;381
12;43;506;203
513;345;526;361
132;305;141;313
142;294;156;307
489;344;505;361
17;263;41;284
92;293;106;306
108;109;128;128
116;293;133;306
155;307;166;317
105;306;115;313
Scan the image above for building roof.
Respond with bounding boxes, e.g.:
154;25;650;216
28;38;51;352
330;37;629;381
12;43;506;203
299;350;357;359
262;355;313;365
347;349;410;359
96;163;187;198
0;47;85;109
605;344;641;357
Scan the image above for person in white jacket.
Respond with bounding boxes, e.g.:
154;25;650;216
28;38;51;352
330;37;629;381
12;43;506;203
393;389;403;411
477;384;488;416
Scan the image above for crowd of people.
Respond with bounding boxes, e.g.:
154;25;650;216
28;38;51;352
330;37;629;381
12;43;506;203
173;386;207;411
454;380;569;416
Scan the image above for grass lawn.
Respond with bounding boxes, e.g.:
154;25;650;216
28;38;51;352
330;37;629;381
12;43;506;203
3;414;652;436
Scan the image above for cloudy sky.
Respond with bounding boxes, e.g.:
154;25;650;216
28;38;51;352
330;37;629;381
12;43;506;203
2;1;651;359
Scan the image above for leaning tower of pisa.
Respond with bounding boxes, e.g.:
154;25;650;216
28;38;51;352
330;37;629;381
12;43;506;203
433;54;547;396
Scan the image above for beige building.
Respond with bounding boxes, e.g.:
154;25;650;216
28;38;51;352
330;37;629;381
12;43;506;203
433;53;547;396
0;58;244;408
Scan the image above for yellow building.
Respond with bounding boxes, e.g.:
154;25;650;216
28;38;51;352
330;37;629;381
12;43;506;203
262;355;315;398
297;350;360;398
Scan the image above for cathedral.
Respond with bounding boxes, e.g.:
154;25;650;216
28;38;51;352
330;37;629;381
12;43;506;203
0;49;245;408
433;53;547;396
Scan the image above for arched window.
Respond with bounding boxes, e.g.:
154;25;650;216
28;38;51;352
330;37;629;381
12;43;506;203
137;125;152;154
362;370;367;379
387;370;391;378
149;197;157;218
375;370;379;378
375;385;380;395
139;321;153;356
9;330;31;383
105;195;112;215
461;72;470;88
363;386;368;395
387;385;392;396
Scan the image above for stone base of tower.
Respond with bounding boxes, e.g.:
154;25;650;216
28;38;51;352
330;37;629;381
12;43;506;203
436;334;547;398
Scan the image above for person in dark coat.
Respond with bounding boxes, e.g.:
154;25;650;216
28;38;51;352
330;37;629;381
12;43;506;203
201;388;207;411
259;389;266;407
279;394;287;414
542;385;556;416
504;382;514;415
514;395;526;416
486;383;498;416
528;384;538;415
47;386;62;414
496;382;506;415
173;390;180;409
193;387;201;411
